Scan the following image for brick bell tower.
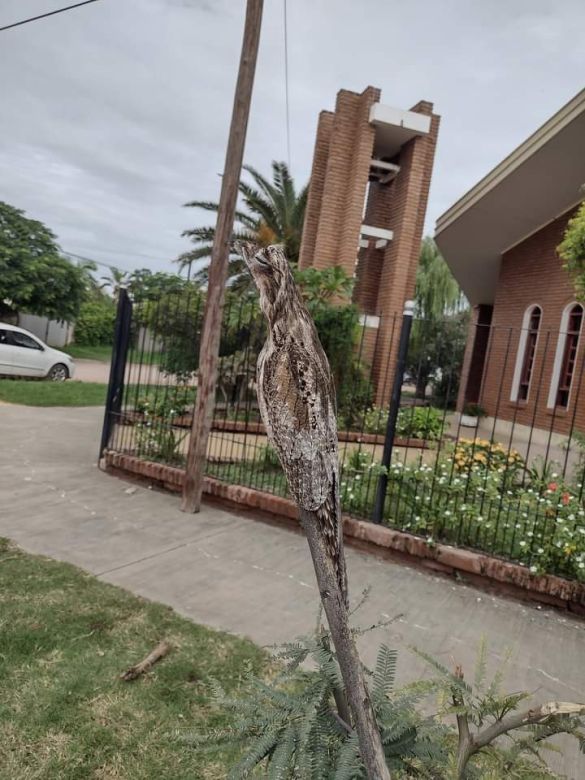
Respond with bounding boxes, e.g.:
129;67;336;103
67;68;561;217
299;86;440;405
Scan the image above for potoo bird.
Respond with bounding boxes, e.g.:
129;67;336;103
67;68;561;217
237;242;348;606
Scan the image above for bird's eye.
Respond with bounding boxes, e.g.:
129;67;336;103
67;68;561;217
254;253;270;268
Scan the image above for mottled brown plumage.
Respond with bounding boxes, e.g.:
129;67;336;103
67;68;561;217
237;242;348;605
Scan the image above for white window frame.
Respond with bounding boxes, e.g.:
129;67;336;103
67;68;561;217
547;302;584;409
510;304;542;402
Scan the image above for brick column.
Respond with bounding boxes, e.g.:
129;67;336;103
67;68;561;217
299;111;334;270
372;104;441;405
310;87;380;275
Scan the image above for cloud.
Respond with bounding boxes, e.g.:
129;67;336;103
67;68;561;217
1;0;584;273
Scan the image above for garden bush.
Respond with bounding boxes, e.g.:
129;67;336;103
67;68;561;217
382;457;585;580
207;434;585;581
358;405;444;440
396;406;444;441
191;625;585;778
453;438;524;473
73;297;116;346
134;386;194;418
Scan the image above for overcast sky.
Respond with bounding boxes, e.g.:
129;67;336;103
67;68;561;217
1;0;584;275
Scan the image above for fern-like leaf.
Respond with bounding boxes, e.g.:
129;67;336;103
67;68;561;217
372;645;397;703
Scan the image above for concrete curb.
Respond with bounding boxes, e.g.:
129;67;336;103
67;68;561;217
103;451;585;615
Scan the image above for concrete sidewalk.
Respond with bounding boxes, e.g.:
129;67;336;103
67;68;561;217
74;359;161;384
1;403;584;776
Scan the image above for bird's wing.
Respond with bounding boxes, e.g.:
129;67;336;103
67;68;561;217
258;339;338;511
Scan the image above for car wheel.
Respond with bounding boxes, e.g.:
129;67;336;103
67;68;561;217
47;363;69;382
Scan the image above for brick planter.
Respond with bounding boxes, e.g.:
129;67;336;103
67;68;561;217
103;451;585;615
118;413;429;449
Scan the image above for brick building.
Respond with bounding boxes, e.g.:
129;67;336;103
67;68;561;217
435;88;585;436
299;86;440;404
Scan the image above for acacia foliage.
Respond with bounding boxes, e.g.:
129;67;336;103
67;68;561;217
0;201;89;322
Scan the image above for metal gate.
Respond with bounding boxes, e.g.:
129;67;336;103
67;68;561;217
99;288;132;457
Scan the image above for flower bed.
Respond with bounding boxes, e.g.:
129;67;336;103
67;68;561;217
209;440;585;583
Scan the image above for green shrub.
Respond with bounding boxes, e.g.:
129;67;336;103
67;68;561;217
134;420;187;465
336;360;374;431
396;406;444;440
74;298;116;345
358;406;445;440
361;405;389;435
558;201;585;300
453;437;523;473
134;386;194;418
257;444;281;469
190;626;585;778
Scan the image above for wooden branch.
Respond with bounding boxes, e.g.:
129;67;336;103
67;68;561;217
455;698;585;778
320;631;352;727
330;709;353;735
300;510;391;780
474;701;585;750
120;641;171;681
452;665;472;777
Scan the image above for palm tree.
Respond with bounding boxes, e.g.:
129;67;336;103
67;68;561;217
178;161;308;287
99;266;130;298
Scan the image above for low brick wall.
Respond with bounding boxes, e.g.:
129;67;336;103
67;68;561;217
103;451;585;615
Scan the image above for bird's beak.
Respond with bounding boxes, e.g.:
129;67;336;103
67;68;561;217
233;240;259;269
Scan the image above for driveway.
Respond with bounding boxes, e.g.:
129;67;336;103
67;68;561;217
1;403;584;776
74;359;162;384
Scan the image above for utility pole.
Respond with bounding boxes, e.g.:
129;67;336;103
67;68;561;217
181;0;264;513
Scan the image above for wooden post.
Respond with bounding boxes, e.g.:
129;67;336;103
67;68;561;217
181;0;264;513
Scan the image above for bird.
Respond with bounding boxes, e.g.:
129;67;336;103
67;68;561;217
236;242;348;607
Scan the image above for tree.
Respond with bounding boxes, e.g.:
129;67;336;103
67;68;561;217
128;268;186;303
407;237;468;403
558;200;585;299
295;266;372;427
141;278;204;381
99;266;131;298
0;201;90;322
178;161;308;288
74;296;117;346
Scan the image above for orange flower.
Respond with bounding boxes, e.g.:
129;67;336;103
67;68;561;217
548;482;558;492
562;492;570;505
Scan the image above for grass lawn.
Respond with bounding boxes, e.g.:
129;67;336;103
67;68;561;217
0;380;107;406
63;344;114;362
64;345;161;365
0;538;265;779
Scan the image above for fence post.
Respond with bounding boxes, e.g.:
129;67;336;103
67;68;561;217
372;300;414;524
99;288;132;459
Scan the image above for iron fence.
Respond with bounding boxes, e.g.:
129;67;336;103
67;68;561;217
101;288;585;583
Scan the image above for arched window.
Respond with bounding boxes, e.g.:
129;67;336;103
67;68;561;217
511;305;541;402
547;303;584;409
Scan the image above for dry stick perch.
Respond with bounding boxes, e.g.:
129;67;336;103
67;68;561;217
452;666;585;778
120;641;172;681
301;511;391;779
238;242;391;780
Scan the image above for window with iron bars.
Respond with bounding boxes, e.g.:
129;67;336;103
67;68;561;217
556;304;583;408
518;306;541;401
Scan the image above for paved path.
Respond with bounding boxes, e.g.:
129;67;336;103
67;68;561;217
1;403;584;776
74;359;160;384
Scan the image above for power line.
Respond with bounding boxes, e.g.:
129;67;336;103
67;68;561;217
71;245;170;263
0;0;101;33
283;0;291;168
63;251;138;274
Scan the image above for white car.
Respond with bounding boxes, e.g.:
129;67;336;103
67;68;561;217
0;323;75;381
